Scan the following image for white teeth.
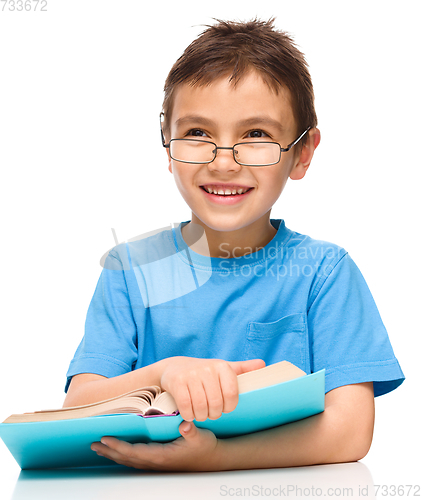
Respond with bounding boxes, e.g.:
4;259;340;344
203;186;250;195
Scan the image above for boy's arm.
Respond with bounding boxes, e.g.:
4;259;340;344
212;382;374;470
91;382;374;471
63;361;165;408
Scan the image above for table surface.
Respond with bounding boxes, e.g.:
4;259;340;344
1;438;420;500
0;460;377;500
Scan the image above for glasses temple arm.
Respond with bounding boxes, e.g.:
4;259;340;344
286;126;311;150
159;112;169;147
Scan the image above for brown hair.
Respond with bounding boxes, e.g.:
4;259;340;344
162;18;317;144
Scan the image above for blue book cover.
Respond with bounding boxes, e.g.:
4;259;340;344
0;369;325;470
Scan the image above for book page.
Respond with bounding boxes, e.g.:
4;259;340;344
151;391;178;415
2;387;165;423
237;361;306;394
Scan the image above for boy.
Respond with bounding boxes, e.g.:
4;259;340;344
63;18;404;471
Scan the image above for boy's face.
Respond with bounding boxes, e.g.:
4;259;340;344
165;71;319;234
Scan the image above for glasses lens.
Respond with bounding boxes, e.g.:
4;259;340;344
170;139;215;163
235;143;281;166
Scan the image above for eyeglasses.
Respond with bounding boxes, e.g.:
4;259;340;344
160;112;310;167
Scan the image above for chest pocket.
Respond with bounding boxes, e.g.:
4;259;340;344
244;313;309;373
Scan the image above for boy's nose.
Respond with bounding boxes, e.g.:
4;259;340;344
207;148;242;173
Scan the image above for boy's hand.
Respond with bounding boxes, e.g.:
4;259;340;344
159;357;265;422
91;421;222;472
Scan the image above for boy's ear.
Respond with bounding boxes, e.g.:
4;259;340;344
167;151;173;174
289;128;321;180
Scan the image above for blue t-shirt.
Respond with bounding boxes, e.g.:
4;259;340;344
65;219;404;397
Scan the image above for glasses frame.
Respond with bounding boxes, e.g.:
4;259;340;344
160;112;310;167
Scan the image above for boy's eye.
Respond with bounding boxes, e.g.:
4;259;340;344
247;130;269;139
187;129;207;138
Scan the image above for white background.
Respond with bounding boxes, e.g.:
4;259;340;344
0;1;421;498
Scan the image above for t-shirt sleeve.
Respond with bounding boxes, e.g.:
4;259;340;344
307;252;404;397
65;248;139;392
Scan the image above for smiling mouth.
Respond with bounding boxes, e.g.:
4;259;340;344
200;185;254;196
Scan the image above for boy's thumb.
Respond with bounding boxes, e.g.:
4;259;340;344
179;421;196;439
228;359;265;375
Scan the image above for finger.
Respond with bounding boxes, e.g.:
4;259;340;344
200;375;224;420
179;420;196;438
172;383;195;422
228;358;265;375
91;438;140;467
187;379;209;422
93;438;168;470
218;363;240;414
99;436;135;453
179;421;216;446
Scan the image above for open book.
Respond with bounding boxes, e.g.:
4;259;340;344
3;360;306;424
0;361;325;469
